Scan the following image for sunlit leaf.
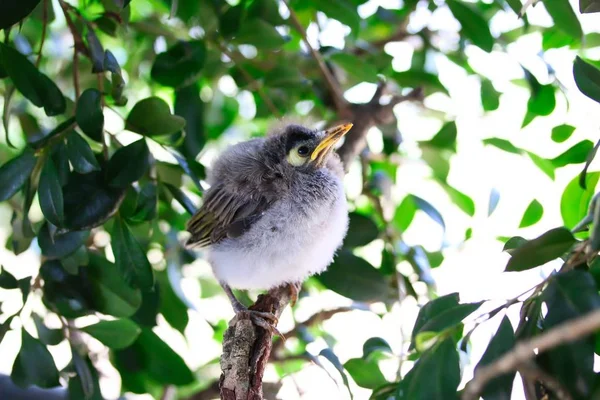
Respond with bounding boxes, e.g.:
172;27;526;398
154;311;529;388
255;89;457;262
80;319;141;349
447;0;494;52
519;199;543;228
551;124;576;143
551;140;594;168
561;172;600;229
542;0;583;40
126;97;186;137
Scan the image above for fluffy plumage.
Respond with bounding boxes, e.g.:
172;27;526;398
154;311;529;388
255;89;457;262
186;124;349;290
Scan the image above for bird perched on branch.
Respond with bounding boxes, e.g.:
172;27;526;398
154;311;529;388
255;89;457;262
185;123;352;332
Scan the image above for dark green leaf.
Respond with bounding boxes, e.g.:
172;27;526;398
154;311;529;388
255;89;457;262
574;56;600;104
234;19;285;50
505;227;576;272
542;0;583;39
313;0;360;33
391;70;448;94
329;53;378;83
126;97;186;137
412;300;482;347
66;132;100;174
551;124;575;143
397;339;460;400
480;79;500;111
11;329;59;388
0;0;41;29
412;195;445;230
447;0;494;52
344;358;387;389
38;158;64;227
488;188;500;216
111;216;154;290
86;28;105;73
32;314;63;346
38;223;89;259
561;172;600;229
411;293;459;343
580;0;600;13
75;89;104;142
132;285;160;327
107;139;151;188
551;140;594;168
0;266;18;289
0;149;37;201
318;348;352;396
87;253;142;318
344;212;379;247
104;50;126;105
51;142;69;187
151;41;206;87
502;236;527;254
519;199;543;228
475;316;516;400
62;170;126;231
163;183;196;215
539;270;600;397
175;84;205;159
317;250;389;302
69;349;96;400
363;337;393;359
0;43;66;116
157;270;189;334
425;121;457;151
579;139;600;189
80;319;141;349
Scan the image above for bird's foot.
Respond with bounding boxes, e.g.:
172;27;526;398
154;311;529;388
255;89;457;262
288;282;302;307
233;303;282;337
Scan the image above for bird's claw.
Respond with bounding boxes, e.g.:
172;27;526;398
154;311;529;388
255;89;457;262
233;305;282;337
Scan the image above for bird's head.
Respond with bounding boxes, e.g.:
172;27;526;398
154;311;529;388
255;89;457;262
267;123;353;171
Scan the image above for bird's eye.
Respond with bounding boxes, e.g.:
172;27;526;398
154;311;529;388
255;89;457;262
297;146;310;157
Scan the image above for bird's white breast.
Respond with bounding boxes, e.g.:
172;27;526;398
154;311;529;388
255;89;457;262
207;179;348;290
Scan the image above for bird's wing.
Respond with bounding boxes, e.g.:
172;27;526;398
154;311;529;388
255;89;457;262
185;184;272;248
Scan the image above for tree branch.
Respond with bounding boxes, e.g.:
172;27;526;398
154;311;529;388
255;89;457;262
462;308;600;400
282;0;347;113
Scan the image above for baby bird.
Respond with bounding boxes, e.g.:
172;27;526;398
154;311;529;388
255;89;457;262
186;123;352;331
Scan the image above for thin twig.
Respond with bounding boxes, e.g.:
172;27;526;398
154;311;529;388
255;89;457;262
217;42;281;118
462;308;600;400
73;50;80;98
35;0;49;67
282;0;346;113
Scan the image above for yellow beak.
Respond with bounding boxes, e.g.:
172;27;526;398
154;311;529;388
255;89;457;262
310;123;353;166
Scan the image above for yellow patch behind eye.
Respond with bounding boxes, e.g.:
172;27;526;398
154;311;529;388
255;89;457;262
287;148;308;166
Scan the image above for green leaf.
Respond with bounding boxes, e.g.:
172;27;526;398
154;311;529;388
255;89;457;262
0;266;18;289
446;0;494;52
119;328;194;385
313;0;360;33
412;302;482;347
52;142;69;186
411;293;460;344
151;41;206;88
344;358;387;389
412;195;445;230
580;0;600;13
87;253;142;318
480;79;500;111
505;227;576;272
551;124;576;143
574;57;600;104
502;236;528;254
11;329;59;388
69;352;102;400
539;270;600;397
107;139;151;188
163;183;196;215
317;250;389;302
128;183;157;223
442;184;475;216
32;314;63;346
0;43;66;116
62;170;126;231
126;97;186;137
329;53;378;83
579;140;600;189
542;0;583;39
38;223;89;259
80;319;141;349
425;121;457;151
551;140;594;168
561;172;600;229
344;212;379;247
475;316;516;400
75;89;104;142
111;216;154;290
175;84;206;159
132;285;160;327
527;151;555;179
234;19;286;50
0;149;37;201
0;0;41;29
393;195;417;232
362;337;393;359
39;158;64;227
397;339;460;400
66;132;100;174
527;84;556;116
157;270;189;334
519;199;543;228
391;70;448;94
482;138;521;154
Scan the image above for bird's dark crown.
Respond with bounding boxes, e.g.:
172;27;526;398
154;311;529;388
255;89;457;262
283;124;318;153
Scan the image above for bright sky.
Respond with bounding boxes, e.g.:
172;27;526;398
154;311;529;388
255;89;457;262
1;0;600;399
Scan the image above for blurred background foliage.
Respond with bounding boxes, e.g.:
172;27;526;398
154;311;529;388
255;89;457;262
1;0;600;399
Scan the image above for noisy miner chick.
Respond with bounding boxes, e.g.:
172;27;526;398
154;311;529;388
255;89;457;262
185;123;353;332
